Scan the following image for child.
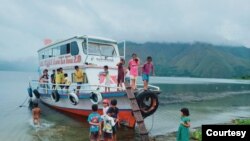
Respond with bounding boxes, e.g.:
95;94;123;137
141;56;155;91
102;108;116;141
102;99;110;116
39;69;49;88
88;104;102;141
74;65;84;95
116;58;125;91
128;53;140;90
102;65;110;92
64;73;71;90
106;99;120;141
32;102;41;126
177;108;191;141
124;68;130;86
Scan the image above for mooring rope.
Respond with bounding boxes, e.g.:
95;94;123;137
147;113;155;133
19;96;30;108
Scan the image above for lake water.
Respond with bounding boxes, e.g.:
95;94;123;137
0;71;250;141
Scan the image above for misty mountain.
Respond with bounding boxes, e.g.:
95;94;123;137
0;59;38;72
1;42;250;78
120;42;250;78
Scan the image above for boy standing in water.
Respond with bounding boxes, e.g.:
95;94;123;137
177;108;191;141
32;103;41;126
141;56;155;90
102;99;110;116
107;99;120;141
88;104;102;141
102;108;116;141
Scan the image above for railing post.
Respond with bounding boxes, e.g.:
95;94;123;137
123;40;126;59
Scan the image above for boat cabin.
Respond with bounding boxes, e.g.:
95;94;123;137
38;35;124;92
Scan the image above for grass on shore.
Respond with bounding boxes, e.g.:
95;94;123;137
190;118;250;141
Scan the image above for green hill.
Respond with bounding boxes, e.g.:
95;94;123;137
1;42;250;78
120;42;250;78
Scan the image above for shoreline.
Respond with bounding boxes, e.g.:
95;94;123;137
150;117;250;141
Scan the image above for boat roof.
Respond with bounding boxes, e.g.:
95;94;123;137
38;35;117;52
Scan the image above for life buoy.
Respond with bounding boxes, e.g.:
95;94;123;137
69;92;79;105
27;87;33;98
51;90;60;102
136;90;159;118
33;89;40;99
89;91;103;104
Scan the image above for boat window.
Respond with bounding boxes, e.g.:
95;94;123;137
39;51;44;60
100;45;117;56
60;43;70;55
44;49;49;59
52;46;60;57
48;49;53;58
88;43;101;55
82;42;87;54
70;41;79;56
82;42;117;57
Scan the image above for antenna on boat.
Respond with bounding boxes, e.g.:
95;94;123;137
123;40;126;60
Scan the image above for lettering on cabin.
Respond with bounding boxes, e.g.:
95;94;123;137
96;57;114;62
39;55;81;67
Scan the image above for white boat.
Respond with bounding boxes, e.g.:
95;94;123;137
27;35;160;128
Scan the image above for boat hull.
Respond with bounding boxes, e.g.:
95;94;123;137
37;89;136;128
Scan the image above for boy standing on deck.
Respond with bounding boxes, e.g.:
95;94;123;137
141;56;155;91
51;70;56;89
55;68;62;89
99;65;111;92
88;104;102;141
74;66;84;95
64;73;71;90
32;102;41;126
116;58;125;91
128;53;140;90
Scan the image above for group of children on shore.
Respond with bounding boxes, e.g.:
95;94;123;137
88;99;119;141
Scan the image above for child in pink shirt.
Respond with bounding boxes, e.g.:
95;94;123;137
142;56;154;90
128;53;140;90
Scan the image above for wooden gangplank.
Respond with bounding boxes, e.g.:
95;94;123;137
125;84;150;141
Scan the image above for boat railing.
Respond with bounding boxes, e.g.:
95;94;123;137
29;80;160;93
30;80;124;92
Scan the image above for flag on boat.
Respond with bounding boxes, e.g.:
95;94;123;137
43;38;53;45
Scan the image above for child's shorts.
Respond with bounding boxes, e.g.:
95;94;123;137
142;74;149;82
130;75;137;80
103;132;112;139
112;124;118;134
90;131;99;140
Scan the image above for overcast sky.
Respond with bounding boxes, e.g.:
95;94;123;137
1;0;250;61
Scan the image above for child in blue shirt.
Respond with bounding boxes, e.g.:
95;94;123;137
88;104;102;141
